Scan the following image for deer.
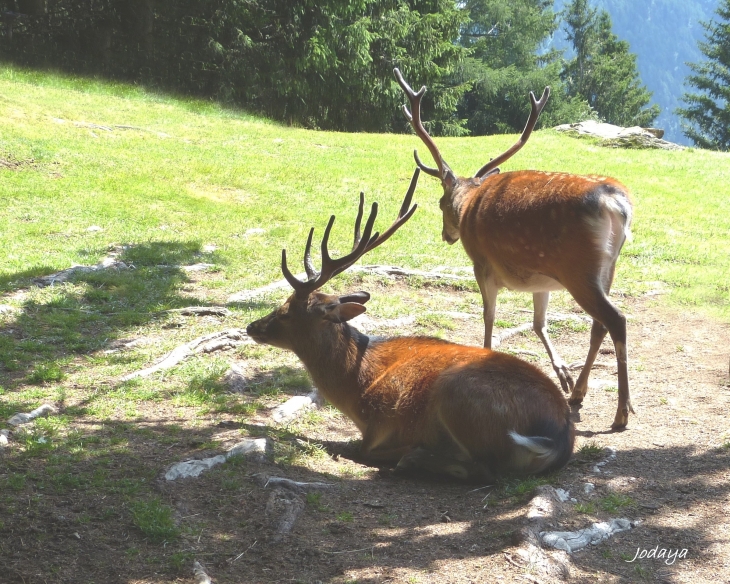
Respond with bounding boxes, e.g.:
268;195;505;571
246;169;575;482
394;68;633;429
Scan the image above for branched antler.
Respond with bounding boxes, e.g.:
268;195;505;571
474;87;550;178
282;169;420;298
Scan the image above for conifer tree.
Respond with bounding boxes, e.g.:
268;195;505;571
456;0;591;135
561;0;659;127
677;0;730;150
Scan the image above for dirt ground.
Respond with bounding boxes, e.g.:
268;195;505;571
1;280;729;584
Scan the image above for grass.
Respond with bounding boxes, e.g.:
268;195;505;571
600;493;636;513
130;498;180;543
0;64;728;580
576;441;605;462
1;66;728;320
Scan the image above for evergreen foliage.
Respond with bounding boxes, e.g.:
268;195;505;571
0;0;662;135
209;0;467;133
551;0;719;145
560;0;659;127
456;0;593;135
0;0;466;133
677;0;730;150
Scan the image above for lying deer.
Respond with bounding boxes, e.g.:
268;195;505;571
247;169;574;481
394;69;634;429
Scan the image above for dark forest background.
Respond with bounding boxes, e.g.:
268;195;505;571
0;0;724;146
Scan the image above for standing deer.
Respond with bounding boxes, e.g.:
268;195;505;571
394;69;633;429
247;169;574;481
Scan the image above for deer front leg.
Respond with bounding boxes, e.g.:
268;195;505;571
359;423;414;463
395;447;495;482
533;291;574;393
475;268;499;349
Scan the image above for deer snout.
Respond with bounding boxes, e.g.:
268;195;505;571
245;320;264;343
246;316;274;344
442;230;459;245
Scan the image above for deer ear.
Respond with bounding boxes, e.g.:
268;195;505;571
323;302;367;323
338;291;370;305
443;169;458;191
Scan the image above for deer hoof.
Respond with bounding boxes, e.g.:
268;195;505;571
554;364;574;393
611;410;629;430
567;393;584;406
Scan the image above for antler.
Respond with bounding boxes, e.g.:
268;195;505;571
393;68;453;181
474;87;550;178
282;168;420;298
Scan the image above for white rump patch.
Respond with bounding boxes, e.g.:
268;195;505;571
509;431;553;457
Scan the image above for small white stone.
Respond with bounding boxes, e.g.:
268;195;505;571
8;404;57;427
555;488;570;502
584;483;595;494
182;263;215;272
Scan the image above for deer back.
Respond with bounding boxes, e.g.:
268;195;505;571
453;170;632;288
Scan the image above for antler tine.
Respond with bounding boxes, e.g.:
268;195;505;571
319;204;379;282
359;167;420;255
352;192;365;252
303;227;316;279
413;150;441;178
281;248;307;295
394;68;450;181
475;86;551;178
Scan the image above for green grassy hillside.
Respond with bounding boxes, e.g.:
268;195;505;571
0;66;728;583
1;65;728;318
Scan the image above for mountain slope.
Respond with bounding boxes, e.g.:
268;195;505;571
551;0;720;144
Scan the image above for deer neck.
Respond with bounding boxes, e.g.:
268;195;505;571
290;323;376;425
449;177;482;219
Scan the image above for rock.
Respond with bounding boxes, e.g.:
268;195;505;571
554;121;684;150
555;488;571;502
165;437;268;481
541;518;636;553
223;363;249;393
8;404;57;426
182;263;215;272
271;390;323;424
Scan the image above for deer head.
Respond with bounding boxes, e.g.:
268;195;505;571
393;68;549;244
247;169;419;355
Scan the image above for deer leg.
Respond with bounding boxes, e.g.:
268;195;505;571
570;319;608;403
533;291;574;393
475;268;499;349
569;286;632;429
360;425;413;463
395;447;495;482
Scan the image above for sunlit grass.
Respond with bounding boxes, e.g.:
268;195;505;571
0;65;727;576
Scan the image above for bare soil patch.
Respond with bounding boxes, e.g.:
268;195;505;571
1;281;729;584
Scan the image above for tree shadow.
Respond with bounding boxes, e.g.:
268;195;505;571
0;240;223;387
1;393;729;584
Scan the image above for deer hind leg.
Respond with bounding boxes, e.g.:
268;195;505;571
533;291;574;393
569;284;632;429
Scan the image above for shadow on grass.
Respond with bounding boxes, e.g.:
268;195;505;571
0;240;224;387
